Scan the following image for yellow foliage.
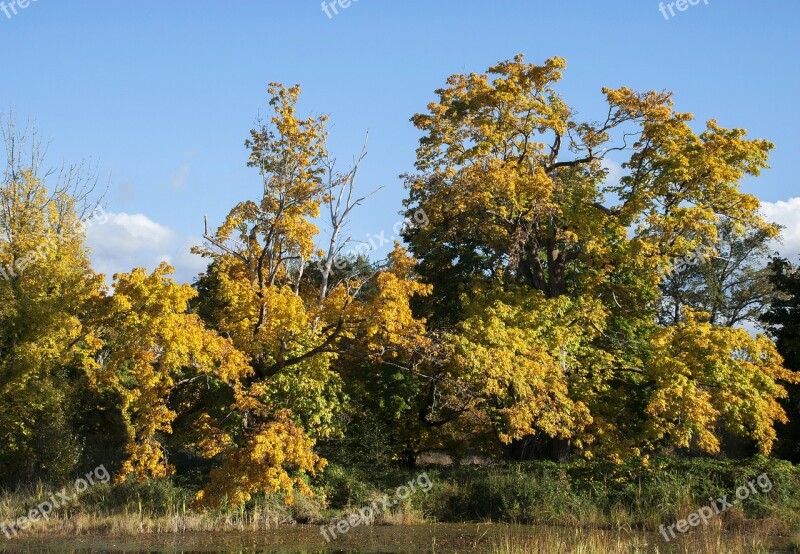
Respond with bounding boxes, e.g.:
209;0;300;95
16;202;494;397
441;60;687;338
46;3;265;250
644;310;797;455
194;411;325;509
445;289;603;444
92;263;251;482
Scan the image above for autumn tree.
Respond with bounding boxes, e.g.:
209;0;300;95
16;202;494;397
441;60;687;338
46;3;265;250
84;263;251;483
191;84;430;505
403;55;796;461
0;115;108;482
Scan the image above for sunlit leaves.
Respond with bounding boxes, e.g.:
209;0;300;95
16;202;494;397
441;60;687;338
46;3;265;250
92;263;251;483
403;55;795;460
0;168;106;481
194;410;325;509
645;310;796;455
188;86;433;506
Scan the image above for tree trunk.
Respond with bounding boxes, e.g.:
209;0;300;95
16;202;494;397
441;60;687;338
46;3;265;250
551;437;571;463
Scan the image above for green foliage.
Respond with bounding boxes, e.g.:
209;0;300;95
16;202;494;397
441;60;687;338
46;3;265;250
660;217;778;328
315;464;377;508
77;479;194;517
310;457;800;532
762;257;800;462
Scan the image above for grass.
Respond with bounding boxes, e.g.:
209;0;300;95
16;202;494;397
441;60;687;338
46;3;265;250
487;525;778;554
0;481;305;537
0;456;798;544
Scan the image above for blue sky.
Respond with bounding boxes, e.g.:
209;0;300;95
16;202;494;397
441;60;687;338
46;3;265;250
1;0;798;282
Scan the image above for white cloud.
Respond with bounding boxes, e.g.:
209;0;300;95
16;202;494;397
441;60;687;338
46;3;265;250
602;158;624;184
86;212;206;284
170;163;191;189
762;197;800;262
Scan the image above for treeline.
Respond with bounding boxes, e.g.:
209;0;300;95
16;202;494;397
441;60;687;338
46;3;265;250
1;57;799;509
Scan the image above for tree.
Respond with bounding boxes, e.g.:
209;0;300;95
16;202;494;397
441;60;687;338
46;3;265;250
190;84;431;505
0;116;108;483
644;310;794;456
88;263;251;483
659;217;778;328
403;55;795;461
761;257;800;462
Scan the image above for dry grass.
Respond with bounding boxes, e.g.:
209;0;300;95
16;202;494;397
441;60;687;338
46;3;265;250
0;511;305;538
376;499;428;526
0;483;302;538
487;525;779;554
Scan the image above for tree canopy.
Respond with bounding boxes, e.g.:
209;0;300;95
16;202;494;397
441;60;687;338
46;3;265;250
0;57;797;506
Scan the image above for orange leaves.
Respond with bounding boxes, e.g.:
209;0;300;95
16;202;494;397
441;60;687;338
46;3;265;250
181;85;432;508
95;263;252;483
362;245;432;357
413;55;570;174
119;439;174;483
193;414;234;459
241;84;327;263
194;411;325;509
